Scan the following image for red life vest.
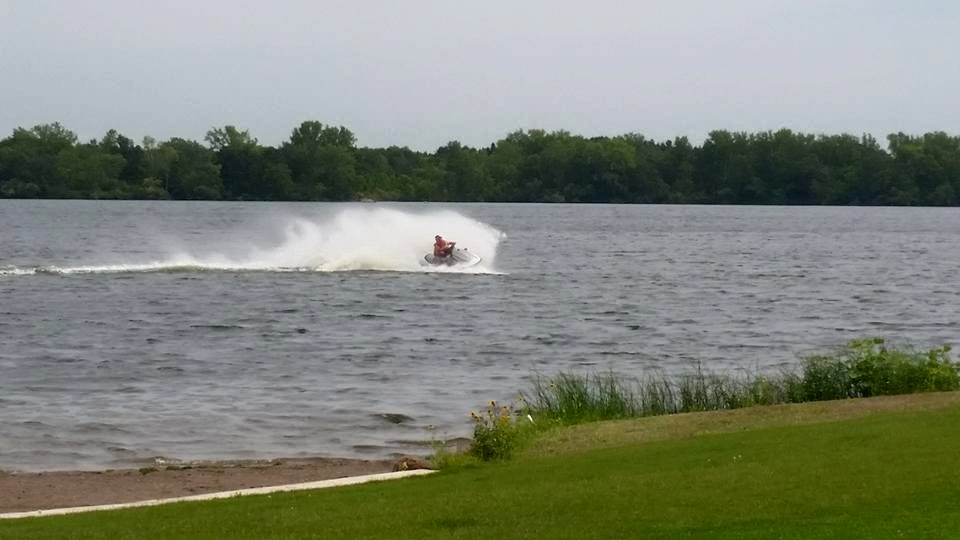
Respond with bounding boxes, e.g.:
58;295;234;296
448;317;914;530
433;238;447;256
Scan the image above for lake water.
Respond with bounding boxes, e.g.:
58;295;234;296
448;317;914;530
1;201;958;471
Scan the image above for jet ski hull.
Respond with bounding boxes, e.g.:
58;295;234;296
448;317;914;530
423;248;482;267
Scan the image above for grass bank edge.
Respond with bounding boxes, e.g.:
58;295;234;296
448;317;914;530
7;399;960;539
455;338;960;463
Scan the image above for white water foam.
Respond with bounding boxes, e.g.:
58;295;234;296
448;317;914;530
2;207;505;276
0;266;37;276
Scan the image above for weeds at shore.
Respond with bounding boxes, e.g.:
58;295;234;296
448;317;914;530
461;338;960;461
525;338;959;424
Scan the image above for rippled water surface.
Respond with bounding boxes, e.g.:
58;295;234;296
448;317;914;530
1;200;958;471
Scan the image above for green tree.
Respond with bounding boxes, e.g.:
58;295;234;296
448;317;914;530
282;121;359;200
54;143;126;198
289;120;356;148
99;129;146;186
164;138;223;199
436;141;491;201
204;126;265;199
0;123;80;197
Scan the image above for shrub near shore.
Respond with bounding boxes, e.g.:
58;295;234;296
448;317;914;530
467;338;960;460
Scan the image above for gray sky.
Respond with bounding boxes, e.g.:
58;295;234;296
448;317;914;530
1;0;958;150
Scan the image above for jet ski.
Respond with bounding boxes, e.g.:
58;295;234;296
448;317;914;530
423;245;482;267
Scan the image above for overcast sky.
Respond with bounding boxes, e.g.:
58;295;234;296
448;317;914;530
1;0;957;150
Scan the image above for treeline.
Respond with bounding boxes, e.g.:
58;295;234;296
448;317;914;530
1;121;958;205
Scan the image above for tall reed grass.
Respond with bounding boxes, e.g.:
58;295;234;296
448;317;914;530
461;338;959;462
522;338;959;425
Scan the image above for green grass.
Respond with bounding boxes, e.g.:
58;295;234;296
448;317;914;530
4;393;960;539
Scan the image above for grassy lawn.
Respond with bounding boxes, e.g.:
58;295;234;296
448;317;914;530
3;393;959;539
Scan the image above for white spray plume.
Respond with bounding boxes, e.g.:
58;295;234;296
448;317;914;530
6;207;505;275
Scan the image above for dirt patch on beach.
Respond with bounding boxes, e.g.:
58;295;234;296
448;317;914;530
0;457;408;513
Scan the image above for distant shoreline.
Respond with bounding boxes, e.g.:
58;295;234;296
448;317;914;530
2;123;958;206
1;198;958;208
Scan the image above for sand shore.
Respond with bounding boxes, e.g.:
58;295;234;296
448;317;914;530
0;456;427;513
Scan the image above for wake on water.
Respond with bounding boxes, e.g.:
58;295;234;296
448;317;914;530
0;207;505;276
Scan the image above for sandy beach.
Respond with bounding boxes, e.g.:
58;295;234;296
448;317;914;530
0;457;428;514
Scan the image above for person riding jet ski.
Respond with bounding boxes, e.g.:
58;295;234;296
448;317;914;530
433;235;455;259
423;235;481;267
